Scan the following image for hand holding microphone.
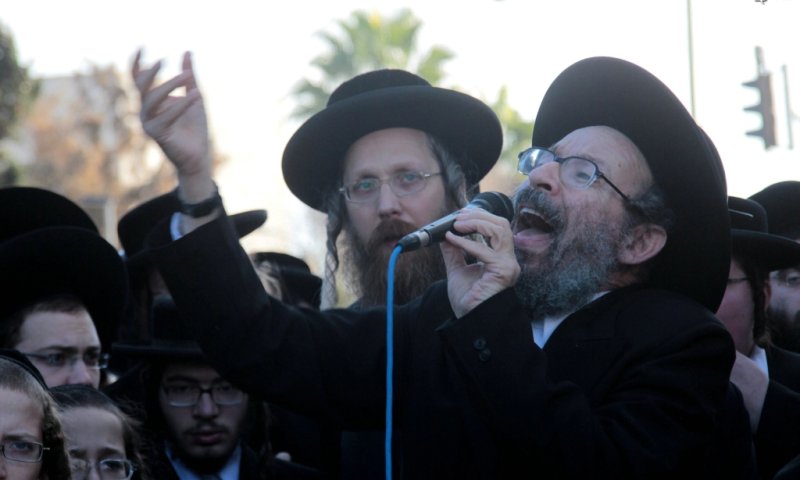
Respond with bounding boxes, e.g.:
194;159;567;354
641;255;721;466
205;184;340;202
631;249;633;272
396;191;514;253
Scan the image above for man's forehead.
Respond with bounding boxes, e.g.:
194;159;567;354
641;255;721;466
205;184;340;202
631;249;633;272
342;127;437;177
162;361;224;381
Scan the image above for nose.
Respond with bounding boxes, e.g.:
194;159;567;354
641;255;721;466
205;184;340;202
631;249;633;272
193;391;220;418
68;359;96;387
87;463;102;480
376;182;402;219
528;161;562;195
0;454;7;479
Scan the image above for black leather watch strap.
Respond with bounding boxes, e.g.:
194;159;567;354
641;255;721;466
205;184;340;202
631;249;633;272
178;186;222;218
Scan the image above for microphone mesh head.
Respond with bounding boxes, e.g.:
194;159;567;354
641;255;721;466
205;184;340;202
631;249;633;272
471;191;514;222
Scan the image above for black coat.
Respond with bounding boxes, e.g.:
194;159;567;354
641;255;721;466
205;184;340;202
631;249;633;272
154;215;735;479
755;346;800;479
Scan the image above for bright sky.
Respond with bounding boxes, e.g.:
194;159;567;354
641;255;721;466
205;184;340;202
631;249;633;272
3;0;799;258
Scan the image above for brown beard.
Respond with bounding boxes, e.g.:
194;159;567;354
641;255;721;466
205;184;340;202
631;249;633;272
342;217;447;308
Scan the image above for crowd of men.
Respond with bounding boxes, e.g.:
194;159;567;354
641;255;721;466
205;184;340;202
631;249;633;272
1;49;800;479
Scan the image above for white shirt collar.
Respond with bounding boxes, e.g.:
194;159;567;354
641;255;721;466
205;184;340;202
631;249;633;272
749;345;770;378
531;292;609;348
166;442;242;480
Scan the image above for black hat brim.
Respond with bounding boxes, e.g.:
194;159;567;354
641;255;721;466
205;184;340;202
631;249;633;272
732;230;800;272
283;85;502;211
0;227;128;348
531;57;730;312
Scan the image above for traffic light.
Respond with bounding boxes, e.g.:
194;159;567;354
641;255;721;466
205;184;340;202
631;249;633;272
743;73;776;148
743;47;777;149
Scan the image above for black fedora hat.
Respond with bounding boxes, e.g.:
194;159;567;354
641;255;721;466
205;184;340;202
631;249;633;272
749;181;800;240
729;196;800;271
118;191;267;275
252;252;323;309
112;296;204;360
0;186;98;240
282;69;503;212
531;56;730;312
0;226;128;349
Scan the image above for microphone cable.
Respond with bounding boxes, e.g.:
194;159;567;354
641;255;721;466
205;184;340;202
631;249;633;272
385;244;402;480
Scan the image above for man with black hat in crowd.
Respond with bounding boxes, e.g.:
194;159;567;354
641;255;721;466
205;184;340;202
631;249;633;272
0;187;128;389
136;53;737;478
112;297;319;479
131;49;501;478
750;180;800;353
718;196;800;478
116;190;267;342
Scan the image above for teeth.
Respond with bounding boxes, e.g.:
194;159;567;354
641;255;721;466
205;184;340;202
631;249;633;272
516;206;554;233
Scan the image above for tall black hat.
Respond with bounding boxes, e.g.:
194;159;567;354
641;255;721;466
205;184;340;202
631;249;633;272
282;69;503;212
729;196;800;271
530;57;730;312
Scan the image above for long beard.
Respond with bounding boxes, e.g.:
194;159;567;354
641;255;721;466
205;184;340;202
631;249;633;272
513;188;624;319
767;307;800;352
343;218;447;308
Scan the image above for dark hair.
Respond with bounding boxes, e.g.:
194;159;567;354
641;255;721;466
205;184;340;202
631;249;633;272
0;357;71;478
732;252;771;346
320;132;468;306
139;360;272;470
51;383;151;479
620;182;674;282
0;293;86;348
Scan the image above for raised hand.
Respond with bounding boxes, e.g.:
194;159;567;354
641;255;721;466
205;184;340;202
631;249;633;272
132;49;214;202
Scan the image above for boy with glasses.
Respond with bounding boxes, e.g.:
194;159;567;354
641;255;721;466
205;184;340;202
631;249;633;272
0;187;127;389
112;297;318;479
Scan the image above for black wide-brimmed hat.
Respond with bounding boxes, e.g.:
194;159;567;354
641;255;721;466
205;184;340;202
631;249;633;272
0;187;126;348
729;196;800;271
749;181;800;240
252;251;323;309
111;296;204;360
0;186;98;237
0;226;128;349
531;56;730;311
282;69;503;212
118;191;267;276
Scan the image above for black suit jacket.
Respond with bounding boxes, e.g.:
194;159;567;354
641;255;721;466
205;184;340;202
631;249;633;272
154;214;735;479
755;346;800;479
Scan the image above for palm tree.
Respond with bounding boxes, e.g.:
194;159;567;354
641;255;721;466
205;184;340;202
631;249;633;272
290;9;454;120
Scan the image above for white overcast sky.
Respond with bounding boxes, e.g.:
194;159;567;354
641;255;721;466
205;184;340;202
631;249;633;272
3;0;799;254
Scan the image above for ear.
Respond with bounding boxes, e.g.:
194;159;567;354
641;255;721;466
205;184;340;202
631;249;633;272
618;223;667;266
763;279;772;312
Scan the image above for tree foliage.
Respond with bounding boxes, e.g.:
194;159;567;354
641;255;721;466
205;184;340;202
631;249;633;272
290;9;454;120
0;21;38;187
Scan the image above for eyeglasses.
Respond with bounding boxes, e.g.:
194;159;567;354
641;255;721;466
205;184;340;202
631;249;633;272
0;440;48;463
161;382;244;407
339;171;442;203
22;350;109;370
517;147;632;202
70;458;136;480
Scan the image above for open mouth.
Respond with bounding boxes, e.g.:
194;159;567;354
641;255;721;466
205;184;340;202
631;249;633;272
514;207;556;236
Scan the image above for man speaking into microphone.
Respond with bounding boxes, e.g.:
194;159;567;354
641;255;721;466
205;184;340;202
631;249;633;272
143;55;735;479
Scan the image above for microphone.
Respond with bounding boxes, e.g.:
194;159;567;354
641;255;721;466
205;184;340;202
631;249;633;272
396;191;514;253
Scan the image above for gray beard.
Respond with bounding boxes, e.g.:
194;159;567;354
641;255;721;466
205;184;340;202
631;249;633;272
513;190;625;320
342;218;447;308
